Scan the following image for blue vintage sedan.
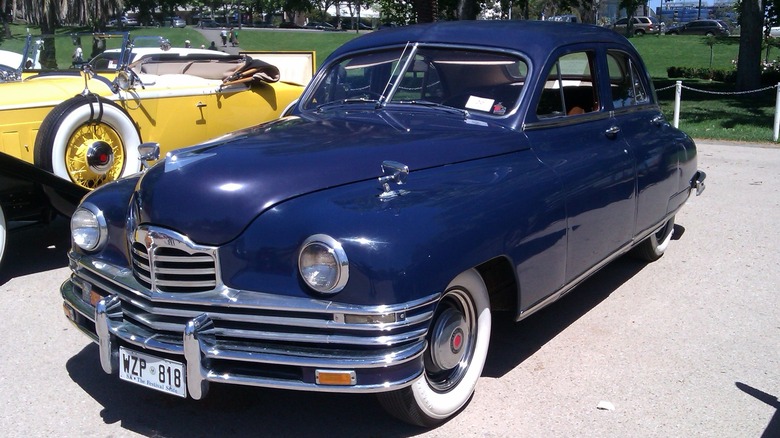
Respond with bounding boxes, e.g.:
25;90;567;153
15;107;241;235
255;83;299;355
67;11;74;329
60;20;705;426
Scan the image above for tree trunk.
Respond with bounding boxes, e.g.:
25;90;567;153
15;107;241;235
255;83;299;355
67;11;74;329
735;0;762;91
40;6;58;69
2;0;10;39
457;0;478;20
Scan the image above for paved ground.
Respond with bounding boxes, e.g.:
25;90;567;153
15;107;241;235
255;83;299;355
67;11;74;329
0;140;777;437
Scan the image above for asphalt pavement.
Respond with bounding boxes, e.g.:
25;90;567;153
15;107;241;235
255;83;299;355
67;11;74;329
0;140;777;437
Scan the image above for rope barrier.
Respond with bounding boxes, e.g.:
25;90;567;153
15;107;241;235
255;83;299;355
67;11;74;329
656;83;777;95
657;81;780;141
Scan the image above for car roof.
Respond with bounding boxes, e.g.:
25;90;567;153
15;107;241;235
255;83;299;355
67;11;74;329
328;20;630;64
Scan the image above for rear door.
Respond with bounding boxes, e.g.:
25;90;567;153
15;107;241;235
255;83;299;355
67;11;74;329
603;49;680;236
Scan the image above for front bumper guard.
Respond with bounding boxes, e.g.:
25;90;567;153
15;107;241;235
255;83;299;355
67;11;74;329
690;170;706;196
81;287;427;399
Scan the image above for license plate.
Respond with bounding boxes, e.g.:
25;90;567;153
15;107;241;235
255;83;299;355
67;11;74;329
119;347;186;398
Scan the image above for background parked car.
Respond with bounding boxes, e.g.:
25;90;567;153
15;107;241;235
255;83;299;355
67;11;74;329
162;16;186;28
199;19;220;28
610;16;664;35
107;16;139;27
665;19;730;36
0;34;311;264
303;21;335;30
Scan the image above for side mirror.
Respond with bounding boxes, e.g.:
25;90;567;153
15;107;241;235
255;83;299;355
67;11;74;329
138;142;160;170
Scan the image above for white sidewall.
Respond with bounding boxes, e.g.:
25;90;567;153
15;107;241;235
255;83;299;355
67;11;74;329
411;269;492;420
0;203;6;265
653;217;675;255
49;100;142;182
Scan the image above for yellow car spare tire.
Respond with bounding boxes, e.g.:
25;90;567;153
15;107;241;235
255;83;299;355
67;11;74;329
34;94;142;190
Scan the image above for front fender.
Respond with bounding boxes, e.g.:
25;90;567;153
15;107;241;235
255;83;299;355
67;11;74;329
219;151;567;307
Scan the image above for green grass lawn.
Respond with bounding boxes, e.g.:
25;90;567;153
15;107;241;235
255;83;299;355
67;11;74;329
2;24;777;142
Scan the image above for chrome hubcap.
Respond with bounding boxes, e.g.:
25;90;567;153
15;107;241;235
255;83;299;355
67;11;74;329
429;307;469;371
86;140;115;174
425;289;476;392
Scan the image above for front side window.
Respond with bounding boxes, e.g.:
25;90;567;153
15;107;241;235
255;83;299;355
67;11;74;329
536;51;599;118
607;51;650;108
303;46;528;117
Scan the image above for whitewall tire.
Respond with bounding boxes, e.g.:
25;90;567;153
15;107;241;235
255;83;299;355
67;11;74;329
377;268;492;427
34;95;141;190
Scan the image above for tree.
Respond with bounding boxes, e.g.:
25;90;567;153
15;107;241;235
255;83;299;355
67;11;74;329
2;0;10;39
736;0;762;90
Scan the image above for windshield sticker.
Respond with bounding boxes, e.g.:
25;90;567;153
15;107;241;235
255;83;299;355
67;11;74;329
465;96;494;112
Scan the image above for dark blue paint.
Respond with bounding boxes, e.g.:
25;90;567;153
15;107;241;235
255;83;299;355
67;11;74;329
76;20;699;314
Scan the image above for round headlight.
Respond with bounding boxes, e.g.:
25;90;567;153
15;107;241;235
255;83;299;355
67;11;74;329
71;204;107;252
298;234;349;294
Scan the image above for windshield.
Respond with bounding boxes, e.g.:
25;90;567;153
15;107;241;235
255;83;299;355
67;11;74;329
303;46;528;117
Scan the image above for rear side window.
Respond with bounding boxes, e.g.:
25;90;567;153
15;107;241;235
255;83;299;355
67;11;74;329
536;51;599;118
607;51;650;108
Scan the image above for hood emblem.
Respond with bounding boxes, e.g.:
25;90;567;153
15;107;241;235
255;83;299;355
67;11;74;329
378;160;409;200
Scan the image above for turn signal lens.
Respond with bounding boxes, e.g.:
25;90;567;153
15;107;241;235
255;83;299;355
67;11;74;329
315;370;356;386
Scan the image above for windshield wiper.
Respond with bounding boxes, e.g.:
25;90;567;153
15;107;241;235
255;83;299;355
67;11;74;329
392;100;470;118
316;97;379;111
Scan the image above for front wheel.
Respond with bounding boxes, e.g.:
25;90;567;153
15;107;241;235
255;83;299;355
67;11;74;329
631;216;675;262
34;95;141;190
377;269;491;427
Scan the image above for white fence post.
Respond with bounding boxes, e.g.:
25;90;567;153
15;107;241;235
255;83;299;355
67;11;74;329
673;81;682;129
774;83;780;142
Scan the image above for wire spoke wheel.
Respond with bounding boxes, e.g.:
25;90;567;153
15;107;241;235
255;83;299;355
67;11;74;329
65;123;125;189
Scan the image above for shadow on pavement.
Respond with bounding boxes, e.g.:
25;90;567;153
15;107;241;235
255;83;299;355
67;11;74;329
66;344;420;437
735;382;780;438
484;254;648;378
0;216;71;285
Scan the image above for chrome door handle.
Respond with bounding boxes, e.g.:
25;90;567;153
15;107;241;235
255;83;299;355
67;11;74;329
196;101;207;108
605;125;621;138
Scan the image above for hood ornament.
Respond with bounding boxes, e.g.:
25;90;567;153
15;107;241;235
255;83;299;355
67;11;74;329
378;160;409;200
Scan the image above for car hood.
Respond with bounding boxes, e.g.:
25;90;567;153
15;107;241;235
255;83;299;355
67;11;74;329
135;110;525;245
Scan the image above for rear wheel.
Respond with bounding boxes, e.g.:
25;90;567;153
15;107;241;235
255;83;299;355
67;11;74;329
377;269;491;427
34;95;141;190
635;29;645;36
0;203;6;266
632;216;675;262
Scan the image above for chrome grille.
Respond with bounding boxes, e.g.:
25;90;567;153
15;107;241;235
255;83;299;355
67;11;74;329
131;226;219;293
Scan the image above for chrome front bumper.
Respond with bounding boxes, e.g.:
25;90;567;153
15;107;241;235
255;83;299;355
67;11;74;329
61;253;439;398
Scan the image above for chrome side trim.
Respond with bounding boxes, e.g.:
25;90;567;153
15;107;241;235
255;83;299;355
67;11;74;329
516;240;635;322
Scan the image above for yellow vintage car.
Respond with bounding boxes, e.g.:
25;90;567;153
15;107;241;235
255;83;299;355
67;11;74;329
0;34;310;265
0;34;309;191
